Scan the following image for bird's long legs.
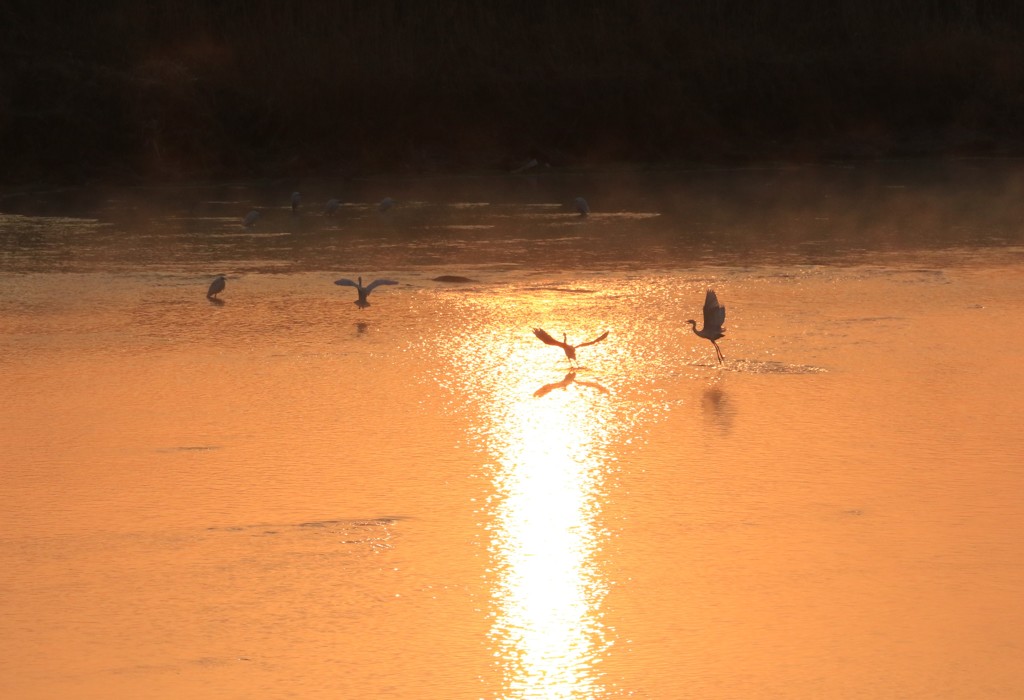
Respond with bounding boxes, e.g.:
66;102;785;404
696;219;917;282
712;341;724;363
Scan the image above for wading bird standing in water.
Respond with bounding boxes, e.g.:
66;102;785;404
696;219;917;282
686;289;726;363
532;328;609;367
207;275;226;300
334;276;399;309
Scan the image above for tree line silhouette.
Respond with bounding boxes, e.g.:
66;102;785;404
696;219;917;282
3;0;1024;183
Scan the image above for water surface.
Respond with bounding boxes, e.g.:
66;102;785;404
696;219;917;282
2;163;1023;699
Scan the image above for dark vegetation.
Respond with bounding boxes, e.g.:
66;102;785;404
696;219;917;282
4;1;1024;183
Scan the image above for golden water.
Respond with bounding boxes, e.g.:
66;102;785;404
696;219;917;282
2;165;1023;698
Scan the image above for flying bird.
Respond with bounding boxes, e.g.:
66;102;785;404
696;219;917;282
686;289;726;363
207;275;226;300
334;276;399;308
532;328;609;367
243;210;260;228
291;191;301;214
574;197;590;216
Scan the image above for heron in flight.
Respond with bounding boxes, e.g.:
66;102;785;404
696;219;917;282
334;276;399;308
575;197;590;216
243;210;260;228
207;275;226;300
686;289;726;363
533;328;609;367
291;191;301;214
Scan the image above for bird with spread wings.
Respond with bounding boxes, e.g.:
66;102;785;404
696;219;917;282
334;276;399;309
532;328;609;367
686;289;726;363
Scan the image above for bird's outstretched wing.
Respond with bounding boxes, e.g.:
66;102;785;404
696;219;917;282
533;328;564;347
576;330;609;348
334;278;359;288
364;279;399;293
702;290;726;330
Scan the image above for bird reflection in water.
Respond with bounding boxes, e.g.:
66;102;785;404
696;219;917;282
702;384;733;433
534;372;609;398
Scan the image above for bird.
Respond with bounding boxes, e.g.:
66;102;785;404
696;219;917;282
378;197;395;212
686;289;727;363
243;210;260;227
334;276;399;308
574;197;590;216
207;275;226;300
323;198;340;216
291;191;301;214
532;328;609;367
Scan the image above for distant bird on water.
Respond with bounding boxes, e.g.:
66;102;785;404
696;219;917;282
334;276;399;308
291;191;301;214
533;328;609;367
323;198;340;216
243;210;260;228
574;197;590;216
207;275;226;300
686;289;727;363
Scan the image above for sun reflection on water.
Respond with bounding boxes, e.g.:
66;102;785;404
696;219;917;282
437;295;621;699
487;368;613;699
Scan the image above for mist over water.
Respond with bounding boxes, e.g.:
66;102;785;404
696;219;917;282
2;163;1023;699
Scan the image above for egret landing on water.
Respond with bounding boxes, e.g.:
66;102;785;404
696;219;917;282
334;276;399;309
686;289;726;363
532;328;609;367
207;275;226;300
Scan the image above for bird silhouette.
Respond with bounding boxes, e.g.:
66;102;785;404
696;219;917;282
291;191;301;214
323;198;340;216
207;275;226;300
334;276;399;308
243;210;260;228
533;328;609;367
574;197;590;216
686;289;726;363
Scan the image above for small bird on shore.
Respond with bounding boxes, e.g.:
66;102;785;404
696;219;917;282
532;328;609;367
334;276;399;308
207;275;226;300
686;289;726;363
243;210;260;228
